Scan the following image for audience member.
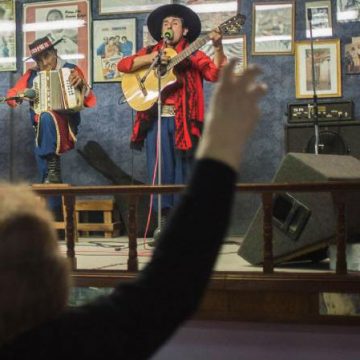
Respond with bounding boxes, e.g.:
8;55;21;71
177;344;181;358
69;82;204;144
0;59;266;358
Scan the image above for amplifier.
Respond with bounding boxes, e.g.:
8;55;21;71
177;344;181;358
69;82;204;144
287;101;353;123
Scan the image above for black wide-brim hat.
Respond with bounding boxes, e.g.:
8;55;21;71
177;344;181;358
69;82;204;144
147;4;201;43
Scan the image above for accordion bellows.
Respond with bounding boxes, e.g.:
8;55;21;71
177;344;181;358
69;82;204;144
33;68;84;114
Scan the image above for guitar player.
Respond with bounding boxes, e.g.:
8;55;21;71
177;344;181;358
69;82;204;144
117;3;226;244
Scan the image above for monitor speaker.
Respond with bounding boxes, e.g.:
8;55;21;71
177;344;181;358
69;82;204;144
238;153;360;265
285;121;360;159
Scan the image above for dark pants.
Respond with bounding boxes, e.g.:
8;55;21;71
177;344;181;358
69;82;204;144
146;116;192;212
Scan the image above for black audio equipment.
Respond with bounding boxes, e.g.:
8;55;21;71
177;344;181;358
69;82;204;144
285;121;360;159
287;101;353;123
238;153;360;265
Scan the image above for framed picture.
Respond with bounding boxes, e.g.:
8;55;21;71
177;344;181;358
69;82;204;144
252;1;295;55
93;18;136;83
344;38;360;74
99;0;172;15
175;0;238;33
143;25;157;48
305;1;332;38
23;0;91;83
0;0;16;71
337;0;360;22
295;39;341;99
201;35;246;75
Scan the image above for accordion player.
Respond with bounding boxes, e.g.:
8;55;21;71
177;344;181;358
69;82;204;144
32;68;85;114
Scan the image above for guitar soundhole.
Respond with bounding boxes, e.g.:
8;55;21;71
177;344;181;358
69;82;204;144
158;64;168;77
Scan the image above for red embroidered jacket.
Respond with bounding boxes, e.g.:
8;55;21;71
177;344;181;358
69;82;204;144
118;38;225;152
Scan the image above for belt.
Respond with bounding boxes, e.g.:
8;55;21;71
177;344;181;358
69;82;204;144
161;104;176;117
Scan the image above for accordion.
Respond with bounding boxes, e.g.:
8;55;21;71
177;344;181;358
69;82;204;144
33;68;85;115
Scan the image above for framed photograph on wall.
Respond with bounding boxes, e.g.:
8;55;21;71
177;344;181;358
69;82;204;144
0;0;16;71
337;0;360;22
344;38;360;74
201;35;246;75
305;1;332;38
23;0;91;83
143;24;157;48
295;39;341;98
252;1;295;55
175;0;238;33
99;0;172;15
93;18;136;83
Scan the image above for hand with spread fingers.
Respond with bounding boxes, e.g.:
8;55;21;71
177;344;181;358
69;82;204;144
196;59;268;171
69;69;85;89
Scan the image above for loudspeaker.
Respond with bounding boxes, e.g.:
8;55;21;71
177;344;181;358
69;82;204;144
238;153;360;265
285;121;360;159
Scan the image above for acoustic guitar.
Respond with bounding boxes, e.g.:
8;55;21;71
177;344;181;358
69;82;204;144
121;13;246;112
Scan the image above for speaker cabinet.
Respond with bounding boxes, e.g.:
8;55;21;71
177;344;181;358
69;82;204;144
238;153;360;265
285;121;360;159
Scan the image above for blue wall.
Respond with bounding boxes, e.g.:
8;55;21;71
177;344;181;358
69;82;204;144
0;0;359;234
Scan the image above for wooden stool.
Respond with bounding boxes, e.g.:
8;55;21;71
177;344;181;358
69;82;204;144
75;198;121;238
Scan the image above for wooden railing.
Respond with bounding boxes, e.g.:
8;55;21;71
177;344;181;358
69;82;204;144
32;181;360;276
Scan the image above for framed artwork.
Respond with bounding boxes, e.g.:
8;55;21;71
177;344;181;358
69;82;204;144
99;0;172;15
175;0;238;33
0;0;16;71
93;18;136;83
305;1;332;38
201;35;247;75
295;39;341;99
143;25;157;48
344;38;360;74
23;0;91;83
252;1;295;55
337;0;360;22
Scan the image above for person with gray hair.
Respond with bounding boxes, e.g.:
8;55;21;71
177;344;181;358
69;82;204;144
0;59;266;359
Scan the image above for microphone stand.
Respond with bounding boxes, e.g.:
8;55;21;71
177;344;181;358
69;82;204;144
156;43;165;232
307;8;322;155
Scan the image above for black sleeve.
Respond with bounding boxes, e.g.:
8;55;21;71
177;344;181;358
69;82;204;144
0;159;237;360
104;158;237;358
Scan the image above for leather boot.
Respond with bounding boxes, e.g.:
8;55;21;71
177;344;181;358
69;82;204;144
44;154;62;184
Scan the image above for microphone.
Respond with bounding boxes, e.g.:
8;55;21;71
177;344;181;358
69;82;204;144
307;8;312;21
162;29;174;42
0;89;37;103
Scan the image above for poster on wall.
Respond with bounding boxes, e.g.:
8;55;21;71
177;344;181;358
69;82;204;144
201;35;246;75
337;0;360;22
0;0;16;71
99;0;172;15
295;39;341;99
93;18;136;83
143;25;157;48
305;1;332;38
175;0;238;33
23;0;91;83
252;1;295;55
344;37;360;74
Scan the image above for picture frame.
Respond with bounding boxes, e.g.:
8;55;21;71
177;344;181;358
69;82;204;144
337;0;360;22
305;1;332;38
143;24;157;48
344;37;360;74
201;35;247;75
174;0;238;33
0;0;16;71
295;39;341;99
23;0;91;83
93;18;136;83
252;1;295;55
99;0;172;15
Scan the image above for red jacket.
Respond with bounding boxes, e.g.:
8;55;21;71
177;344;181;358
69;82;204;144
118;38;225;151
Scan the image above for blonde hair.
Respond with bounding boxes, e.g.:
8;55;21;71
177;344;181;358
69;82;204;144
0;184;70;345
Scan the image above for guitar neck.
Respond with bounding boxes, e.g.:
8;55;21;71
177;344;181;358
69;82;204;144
168;34;211;70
